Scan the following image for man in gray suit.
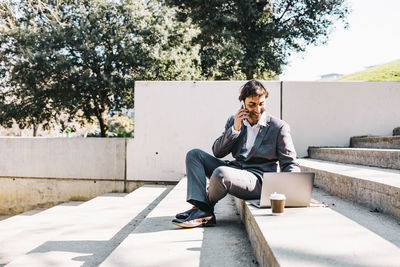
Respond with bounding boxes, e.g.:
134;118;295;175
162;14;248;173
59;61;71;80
172;80;300;228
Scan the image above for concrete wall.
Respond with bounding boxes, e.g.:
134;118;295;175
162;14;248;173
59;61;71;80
126;81;281;181
282;82;400;156
0;138;128;214
0;137;126;180
1;81;399;184
127;81;400;181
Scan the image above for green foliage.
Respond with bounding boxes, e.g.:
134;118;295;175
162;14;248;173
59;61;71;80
337;59;400;81
165;0;350;79
0;0;351;137
108;115;134;137
0;0;200;136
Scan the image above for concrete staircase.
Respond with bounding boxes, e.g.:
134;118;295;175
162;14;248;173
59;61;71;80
0;180;257;267
100;178;255;267
0;185;171;266
235;187;400;267
2;179;399;267
1;133;400;267
232;134;400;266
301;134;400;220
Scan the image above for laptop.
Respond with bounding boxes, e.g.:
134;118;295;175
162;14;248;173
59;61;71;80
249;172;315;208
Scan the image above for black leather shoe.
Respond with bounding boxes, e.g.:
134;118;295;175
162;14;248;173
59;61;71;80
172;208;216;228
175;206;198;220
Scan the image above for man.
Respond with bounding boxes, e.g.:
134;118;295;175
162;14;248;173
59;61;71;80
172;79;300;228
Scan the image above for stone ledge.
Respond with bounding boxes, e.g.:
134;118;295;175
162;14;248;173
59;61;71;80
298;158;400;219
350;135;400;149
308;147;400;170
235;196;400;267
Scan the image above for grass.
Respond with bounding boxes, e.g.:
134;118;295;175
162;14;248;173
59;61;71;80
337;59;400;81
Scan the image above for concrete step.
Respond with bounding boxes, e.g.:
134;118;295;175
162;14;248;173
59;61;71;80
235;187;400;267
350;135;400;149
101;177;257;267
0;202;84;253
308;146;400;170
298;158;400;219
1;185;170;266
0;207;46;222
0;192;128;230
0;194;129;249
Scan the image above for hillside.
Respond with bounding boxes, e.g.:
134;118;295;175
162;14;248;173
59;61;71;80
337;59;400;81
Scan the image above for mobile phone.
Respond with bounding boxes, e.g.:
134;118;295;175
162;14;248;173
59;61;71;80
242;100;246;109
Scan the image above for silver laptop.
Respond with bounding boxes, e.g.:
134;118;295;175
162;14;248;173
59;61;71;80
249;172;315;208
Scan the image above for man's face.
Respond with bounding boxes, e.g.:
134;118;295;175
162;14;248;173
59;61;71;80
244;95;266;124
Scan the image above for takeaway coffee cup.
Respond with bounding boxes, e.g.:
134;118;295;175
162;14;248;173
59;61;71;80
270;192;286;215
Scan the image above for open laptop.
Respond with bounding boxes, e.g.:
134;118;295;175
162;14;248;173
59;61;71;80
249;172;315;208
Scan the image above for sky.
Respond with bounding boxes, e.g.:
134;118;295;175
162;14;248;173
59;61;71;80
279;0;400;81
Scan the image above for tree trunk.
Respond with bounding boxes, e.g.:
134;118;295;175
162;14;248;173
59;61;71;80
245;66;255;80
97;110;108;137
32;123;38;137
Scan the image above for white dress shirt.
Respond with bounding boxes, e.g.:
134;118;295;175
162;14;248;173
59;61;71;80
231;112;267;158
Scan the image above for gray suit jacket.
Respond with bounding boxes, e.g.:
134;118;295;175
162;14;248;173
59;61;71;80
212;114;300;179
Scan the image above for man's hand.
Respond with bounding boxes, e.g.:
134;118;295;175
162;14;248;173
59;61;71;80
233;106;249;131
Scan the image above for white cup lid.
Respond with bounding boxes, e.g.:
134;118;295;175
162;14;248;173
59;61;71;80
270;192;286;200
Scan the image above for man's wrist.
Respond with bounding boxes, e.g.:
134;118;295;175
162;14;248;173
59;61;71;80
231;125;240;135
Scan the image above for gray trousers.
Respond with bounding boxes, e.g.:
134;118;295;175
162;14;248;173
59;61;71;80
186;149;262;211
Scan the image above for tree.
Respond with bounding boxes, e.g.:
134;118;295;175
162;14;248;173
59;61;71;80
0;0;201;136
0;1;63;135
165;0;350;80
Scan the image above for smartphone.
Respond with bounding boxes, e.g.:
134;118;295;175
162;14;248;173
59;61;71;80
241;100;248;122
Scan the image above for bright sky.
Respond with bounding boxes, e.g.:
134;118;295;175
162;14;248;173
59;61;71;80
279;0;400;81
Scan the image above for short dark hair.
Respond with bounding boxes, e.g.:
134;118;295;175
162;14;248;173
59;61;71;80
238;79;269;101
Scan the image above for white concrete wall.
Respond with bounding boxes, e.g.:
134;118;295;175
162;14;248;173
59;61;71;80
282;82;400;157
1;81;399;183
0;138;125;180
127;81;281;181
128;81;400;181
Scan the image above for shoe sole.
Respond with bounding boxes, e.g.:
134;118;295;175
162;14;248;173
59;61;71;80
172;216;215;228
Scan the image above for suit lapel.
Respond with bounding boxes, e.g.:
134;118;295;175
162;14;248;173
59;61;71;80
237;126;247;152
246;114;271;159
